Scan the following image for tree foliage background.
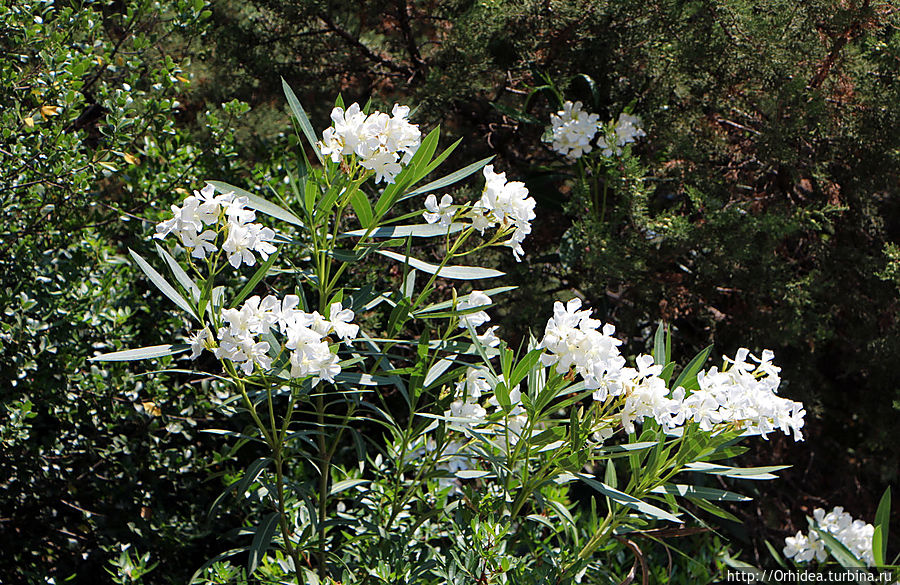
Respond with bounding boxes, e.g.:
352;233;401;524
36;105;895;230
1;0;898;582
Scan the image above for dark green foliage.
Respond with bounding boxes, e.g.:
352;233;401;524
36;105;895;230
2;0;899;582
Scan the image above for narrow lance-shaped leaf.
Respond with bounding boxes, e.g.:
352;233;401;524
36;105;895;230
207;181;304;228
874;487;891;566
673;344;713;390
129;249;198;319
247;512;280;575
400;155;495;201
341;223;467;239
650;484;751;502
89;343;191;362
575;473;681;523
155;243;200;301
652;321;666;367
376;249;504;280
281;77;324;164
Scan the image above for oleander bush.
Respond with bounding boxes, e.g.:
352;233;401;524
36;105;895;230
2;0;899;583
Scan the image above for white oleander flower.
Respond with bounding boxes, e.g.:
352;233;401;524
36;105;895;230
446;399;487;429
423;194;455;226
538;298;627;400
470;165;536;261
188;327;213;359
549;100;601;159
597;112;646;157
476;325;501;348
457;290;493;330
456;367;493;401
784;531;827;563
317;102;421;184
327;302;359;342
155;184;278;268
689;349;805;441
811;507;876;566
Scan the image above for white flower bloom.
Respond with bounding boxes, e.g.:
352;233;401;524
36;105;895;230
466;165;536;261
188;327;213;359
214;328;271;375
317;102;420;184
476;325;501;348
784;531;827;563
328;302;359;342
457;290;492;330
456;367;493;401
689;350;804;441
360;148;403;184
549;100;600;159
289;339;340;385
446;399;487;429
614;113;646;146
423;194;455;226
597;112;646;157
538;298;626;400
156;184;278;267
180;228;218;259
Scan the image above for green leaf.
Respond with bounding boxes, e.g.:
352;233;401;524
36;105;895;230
414;286;517;314
595;441;659;456
230;247;281;308
341;223;467;239
688;496;741;522
575;474;680;522
420;136;462;178
875;487;891;566
376;250;504;280
248;512;280;575
604;459;617;490
456;469;492;479
683;462;789;480
329;479;369;496
653;321;666;366
349;188;374;228
672;344;713;390
207;181;304;228
282;77;323;164
155;243;200;301
89;343;191;362
129;249;198;319
650;484;751;502
424;354;458;389
509;349;543;388
401;155;495;200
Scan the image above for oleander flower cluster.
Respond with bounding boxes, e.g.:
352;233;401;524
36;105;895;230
596;113;646;157
318;103;421;184
546;102;646;160
784;506;876;566
155;184;277;269
690;349;805;440
537;299;806;440
455;290;500;347
190;294;358;384
549;100;601;159
422;166;537;261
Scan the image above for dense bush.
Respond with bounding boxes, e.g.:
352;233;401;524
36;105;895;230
1;0;898;582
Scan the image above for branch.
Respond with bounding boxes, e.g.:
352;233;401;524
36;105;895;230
318;13;411;76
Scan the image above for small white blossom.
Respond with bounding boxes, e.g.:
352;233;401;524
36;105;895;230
549;100;600;159
457;290;492;330
423;194;455;226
